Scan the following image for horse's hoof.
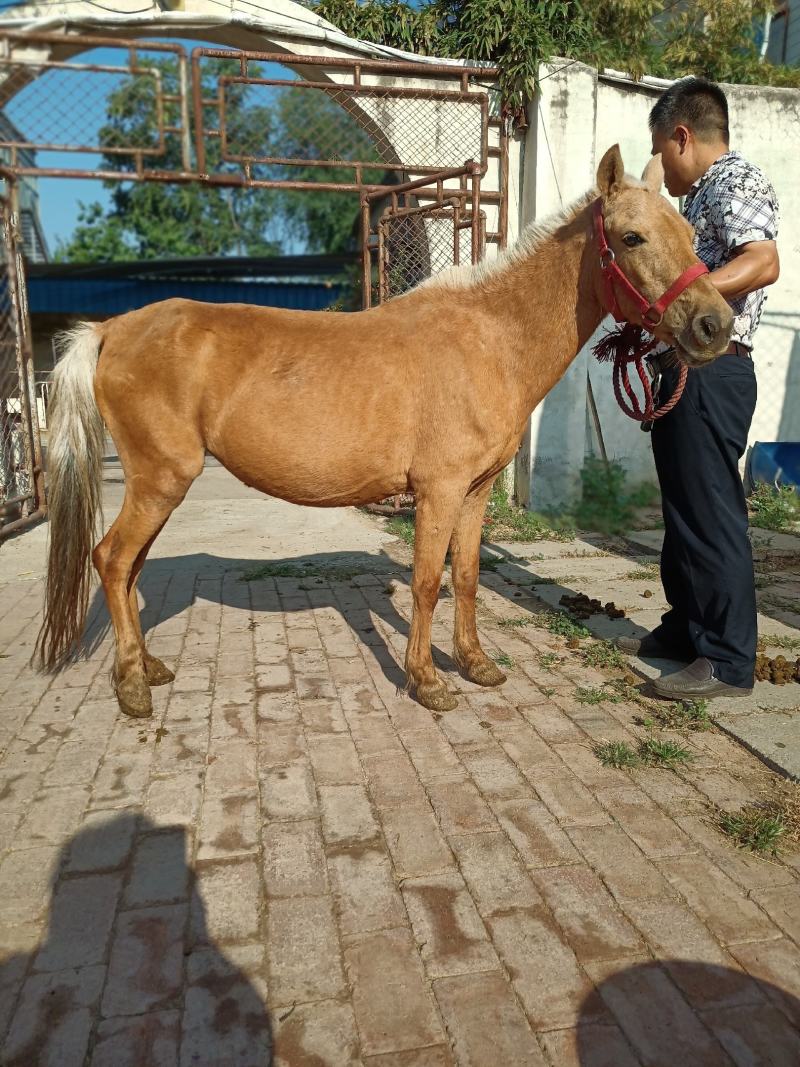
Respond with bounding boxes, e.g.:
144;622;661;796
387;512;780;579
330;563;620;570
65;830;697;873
145;655;175;687
116;675;153;719
416;683;459;713
456;653;507;688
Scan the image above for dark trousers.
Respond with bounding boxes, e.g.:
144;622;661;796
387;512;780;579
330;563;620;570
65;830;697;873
650;353;757;688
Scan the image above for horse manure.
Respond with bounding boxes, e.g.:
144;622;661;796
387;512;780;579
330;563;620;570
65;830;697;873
559;592;626;621
755;653;800;685
642;589;653;598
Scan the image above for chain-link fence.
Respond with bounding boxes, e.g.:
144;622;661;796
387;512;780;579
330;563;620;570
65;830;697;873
0;171;43;537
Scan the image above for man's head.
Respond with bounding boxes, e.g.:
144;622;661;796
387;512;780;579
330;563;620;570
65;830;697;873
650;77;730;197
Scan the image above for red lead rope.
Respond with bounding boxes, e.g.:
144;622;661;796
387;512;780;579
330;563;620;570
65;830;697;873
591;199;708;423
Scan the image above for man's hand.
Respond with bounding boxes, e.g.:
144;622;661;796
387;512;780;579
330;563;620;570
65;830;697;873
708;240;780;301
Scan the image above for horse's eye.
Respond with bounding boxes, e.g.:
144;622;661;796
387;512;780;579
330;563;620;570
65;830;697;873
623;232;645;247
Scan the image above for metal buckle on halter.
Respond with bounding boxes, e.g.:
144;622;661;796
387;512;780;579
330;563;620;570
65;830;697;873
600;248;615;269
643;306;663;329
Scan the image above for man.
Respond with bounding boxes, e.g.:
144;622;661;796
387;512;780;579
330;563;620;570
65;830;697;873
618;77;780;699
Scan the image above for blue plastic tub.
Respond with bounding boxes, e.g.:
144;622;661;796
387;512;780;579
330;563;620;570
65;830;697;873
746;441;800;494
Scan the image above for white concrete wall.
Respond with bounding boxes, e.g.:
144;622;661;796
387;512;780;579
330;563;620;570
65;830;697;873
517;63;800;511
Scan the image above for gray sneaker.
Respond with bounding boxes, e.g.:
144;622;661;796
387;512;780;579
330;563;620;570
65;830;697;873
652;657;753;700
615;633;692;660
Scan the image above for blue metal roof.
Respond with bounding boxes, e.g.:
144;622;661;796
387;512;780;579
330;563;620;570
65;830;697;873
27;276;344;315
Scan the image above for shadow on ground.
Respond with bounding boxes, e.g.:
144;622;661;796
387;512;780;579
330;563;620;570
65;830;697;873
0;814;273;1066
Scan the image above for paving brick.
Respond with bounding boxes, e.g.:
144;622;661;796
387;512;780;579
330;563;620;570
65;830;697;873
191;858;262;945
328;841;405;935
66;810;138;873
263;819;328;898
255;663;293;692
585;957;731;1067
488;906;601;1030
751;883;800;943
0;844;61;924
102;905;187;1017
308;734;363;786
729;937;800;1025
379;805;454;878
260;761;318;821
34;872;122;972
402;729;464;783
457;746;531;799
319;784;380;845
401;871;498;978
623;900;765;1010
344;927;444;1056
274;999;360;1067
449;831;541;915
197;793;259;861
493;722;565;778
204;739;257;797
362;752;429;809
675;814;798;890
491;798;582;869
92;1010;180;1067
552;742;632;788
256;690;300;725
362;1048;454;1066
210;698;256;742
629;767;706;816
268;896;345;1005
181;945;271;1067
46;741;105;785
596;786;695;858
519;703;584;743
14;785;89;845
658;854;781;946
152;725;209;771
426;779;497;835
126;831;190;907
534;866;644;962
701;1002;800;1067
534;776;611;828
433;971;547;1066
539;1024;641;1067
91;753;151;809
0;770;43;813
567;824;675;902
144;773;203;830
257;722;307;767
4;964;105;1067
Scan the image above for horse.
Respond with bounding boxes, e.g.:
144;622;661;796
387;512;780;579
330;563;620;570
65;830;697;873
36;145;733;719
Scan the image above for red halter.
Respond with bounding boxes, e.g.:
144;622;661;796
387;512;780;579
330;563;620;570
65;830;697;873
592;198;709;423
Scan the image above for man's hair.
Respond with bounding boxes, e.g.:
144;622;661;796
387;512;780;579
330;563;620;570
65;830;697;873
649;77;729;145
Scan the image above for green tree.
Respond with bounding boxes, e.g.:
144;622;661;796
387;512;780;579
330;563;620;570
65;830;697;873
56;59;382;261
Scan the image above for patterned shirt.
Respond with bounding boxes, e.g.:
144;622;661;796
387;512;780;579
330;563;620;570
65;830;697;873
683;150;779;348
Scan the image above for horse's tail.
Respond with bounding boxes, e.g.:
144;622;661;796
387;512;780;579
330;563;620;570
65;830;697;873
35;322;106;670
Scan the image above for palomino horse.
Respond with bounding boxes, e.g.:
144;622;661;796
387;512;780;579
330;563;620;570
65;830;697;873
36;146;733;718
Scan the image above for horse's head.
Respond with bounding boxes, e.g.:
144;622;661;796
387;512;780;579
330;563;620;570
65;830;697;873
595;144;733;367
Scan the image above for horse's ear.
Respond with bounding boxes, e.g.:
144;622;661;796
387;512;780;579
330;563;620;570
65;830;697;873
597;144;626;201
641;153;664;194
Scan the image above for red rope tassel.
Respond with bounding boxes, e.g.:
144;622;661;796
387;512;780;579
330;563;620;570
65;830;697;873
592;324;687;423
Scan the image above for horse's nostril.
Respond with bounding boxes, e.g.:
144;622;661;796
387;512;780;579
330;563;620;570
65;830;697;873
697;313;719;344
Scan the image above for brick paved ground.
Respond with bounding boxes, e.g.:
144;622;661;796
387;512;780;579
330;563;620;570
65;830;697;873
1;466;800;1066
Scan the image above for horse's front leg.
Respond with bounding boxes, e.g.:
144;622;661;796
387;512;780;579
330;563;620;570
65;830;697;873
451;482;507;687
405;487;465;712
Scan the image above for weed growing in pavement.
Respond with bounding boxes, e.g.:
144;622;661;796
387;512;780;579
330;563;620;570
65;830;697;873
748;483;799;532
594;741;639;768
582;640;626;670
718;805;786;854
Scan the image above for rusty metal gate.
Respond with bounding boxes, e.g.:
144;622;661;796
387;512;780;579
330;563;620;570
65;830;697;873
0;30;506;533
0;167;44;536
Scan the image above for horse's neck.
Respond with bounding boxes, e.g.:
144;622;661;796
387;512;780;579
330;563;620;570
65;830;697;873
485;203;604;415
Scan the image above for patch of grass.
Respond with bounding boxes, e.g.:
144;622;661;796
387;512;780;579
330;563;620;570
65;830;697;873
538;653;562;672
498;616;533;630
638;737;694;768
718;805;786;854
595;741;639;768
484;479;575;543
573;458;660;536
748;483;799;532
625;563;660;581
760;633;800;652
582;640;626;670
386;515;416;547
493;651;514;669
540;686;556;697
575;685;623;705
638;698;712;732
479;555;501;572
541;612;591;640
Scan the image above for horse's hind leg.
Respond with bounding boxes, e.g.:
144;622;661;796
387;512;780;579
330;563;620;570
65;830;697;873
94;471;195;717
405;486;465;712
450;483;506;688
128;528;175;687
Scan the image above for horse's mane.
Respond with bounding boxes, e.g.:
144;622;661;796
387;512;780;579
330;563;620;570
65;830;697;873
420;188;597;293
